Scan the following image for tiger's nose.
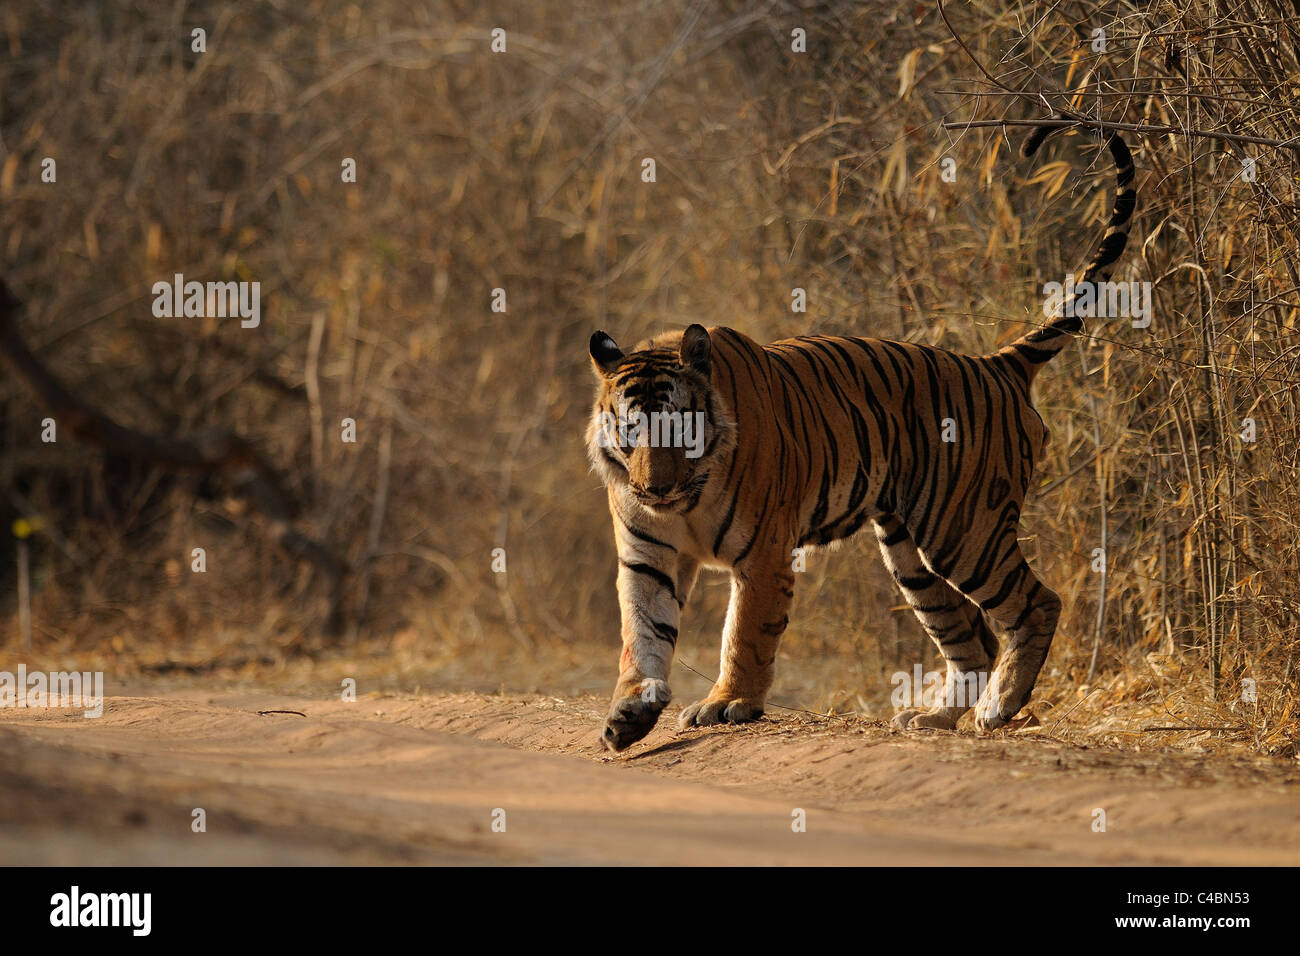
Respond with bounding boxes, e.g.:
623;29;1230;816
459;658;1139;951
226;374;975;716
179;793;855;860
645;483;674;497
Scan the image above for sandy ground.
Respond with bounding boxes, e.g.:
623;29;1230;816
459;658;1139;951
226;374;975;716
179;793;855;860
1;689;1297;865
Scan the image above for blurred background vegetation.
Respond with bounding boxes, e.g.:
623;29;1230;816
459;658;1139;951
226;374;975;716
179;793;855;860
1;0;1297;753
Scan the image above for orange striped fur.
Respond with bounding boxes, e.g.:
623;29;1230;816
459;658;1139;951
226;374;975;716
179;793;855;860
588;121;1137;750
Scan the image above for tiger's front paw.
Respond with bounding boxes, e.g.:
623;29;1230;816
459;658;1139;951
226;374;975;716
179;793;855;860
677;696;764;729
601;678;671;752
891;707;961;731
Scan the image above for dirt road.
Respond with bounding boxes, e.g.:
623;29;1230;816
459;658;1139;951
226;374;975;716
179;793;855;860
1;690;1296;865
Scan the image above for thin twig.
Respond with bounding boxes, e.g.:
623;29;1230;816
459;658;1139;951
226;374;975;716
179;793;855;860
943;117;1300;152
1142;725;1247;732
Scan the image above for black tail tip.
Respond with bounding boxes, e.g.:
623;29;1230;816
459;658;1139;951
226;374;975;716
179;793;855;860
1020;123;1056;158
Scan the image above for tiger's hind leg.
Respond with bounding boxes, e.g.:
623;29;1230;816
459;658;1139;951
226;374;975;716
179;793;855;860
931;521;1061;732
875;515;998;731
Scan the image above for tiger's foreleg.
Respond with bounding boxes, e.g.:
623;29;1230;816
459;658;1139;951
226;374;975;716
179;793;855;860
679;556;794;728
600;542;698;752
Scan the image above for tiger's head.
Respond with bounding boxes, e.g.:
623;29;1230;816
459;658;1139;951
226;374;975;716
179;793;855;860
586;324;735;514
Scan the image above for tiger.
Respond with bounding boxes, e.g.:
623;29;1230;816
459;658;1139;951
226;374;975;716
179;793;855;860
586;118;1137;751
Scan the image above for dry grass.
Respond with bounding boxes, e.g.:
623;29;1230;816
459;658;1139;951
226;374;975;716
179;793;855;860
0;0;1297;757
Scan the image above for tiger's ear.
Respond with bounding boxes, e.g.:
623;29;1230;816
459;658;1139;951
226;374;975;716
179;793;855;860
679;324;711;376
589;331;625;376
